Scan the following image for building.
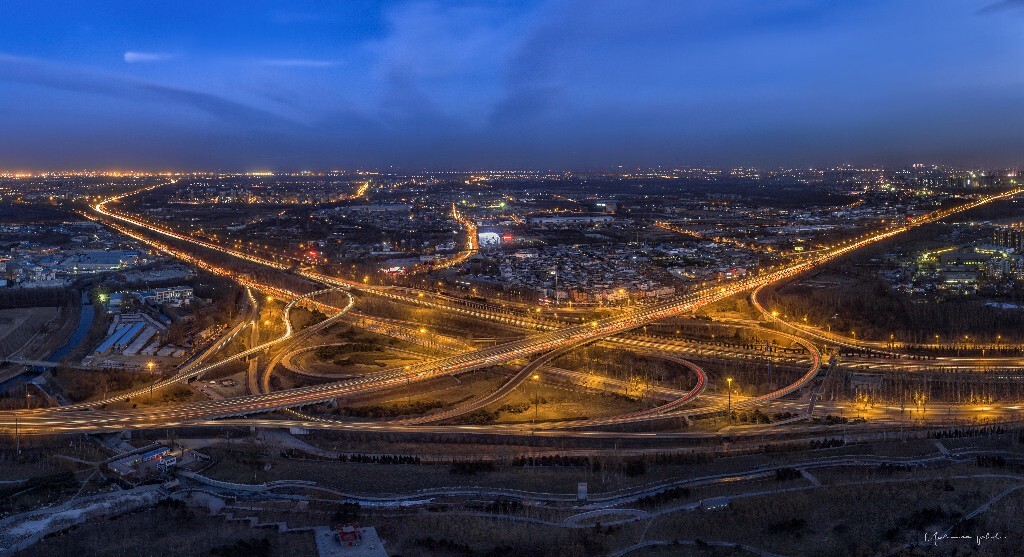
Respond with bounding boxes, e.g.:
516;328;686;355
993;227;1024;253
156;455;177;473
526;214;615;226
940;271;979;293
106;292;126;312
338;525;362;546
107;446;170;477
5;261;20;282
345;203;412;212
701;497;730;511
69;250;139;273
330;525;389;556
477;230;501;247
145;286;194;304
937;249;987;272
715;267;748;280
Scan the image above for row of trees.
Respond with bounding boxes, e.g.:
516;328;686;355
766;275;1024;344
820;369;1024;406
764;214;1024;343
0;287;75;309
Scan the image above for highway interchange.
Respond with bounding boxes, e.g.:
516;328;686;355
2;185;1023;440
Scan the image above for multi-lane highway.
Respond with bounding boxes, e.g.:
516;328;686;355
0;185;1018;436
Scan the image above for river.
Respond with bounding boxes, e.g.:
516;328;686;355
48;291;95;362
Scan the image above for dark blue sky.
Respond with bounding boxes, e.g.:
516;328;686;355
2;0;1024;171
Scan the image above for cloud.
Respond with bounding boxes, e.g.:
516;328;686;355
372;2;520;80
489;85;567;127
259;58;340;68
976;0;1024;14
363;1;537;129
123;51;177;63
0;53;294;128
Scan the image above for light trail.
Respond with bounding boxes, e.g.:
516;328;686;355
0;185;1014;435
58;288;353;410
427;203;479;271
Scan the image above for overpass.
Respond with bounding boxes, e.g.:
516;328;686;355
0;184;1004;436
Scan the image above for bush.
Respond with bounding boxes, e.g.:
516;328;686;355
622;458;647;477
315;343;376;360
775;467;802;481
450;460;496;475
331;502;361;524
771;517;807;536
210;537;271;557
415;537;473;554
339;399;445;418
636;486;691;508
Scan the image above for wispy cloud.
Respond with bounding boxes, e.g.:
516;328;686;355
259;58;340;68
123;51;177;63
0;53;294;128
976;0;1024;15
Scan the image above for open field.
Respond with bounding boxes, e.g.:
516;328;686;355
10;429;1024;556
359;474;1022;556
17;499;316;557
0;307;59;358
294;345;422;376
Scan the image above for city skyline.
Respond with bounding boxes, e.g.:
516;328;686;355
6;3;1024;555
4;0;1024;170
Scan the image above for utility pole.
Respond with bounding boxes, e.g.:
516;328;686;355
726;377;733;424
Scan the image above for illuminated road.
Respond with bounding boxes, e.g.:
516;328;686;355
57;288;354;411
752;277;1024;367
428;203;479;271
393;342;589;425
0;185;1016;436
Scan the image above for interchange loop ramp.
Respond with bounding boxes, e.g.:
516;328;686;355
392;342;588;425
0;183;1010;434
55;288;353;411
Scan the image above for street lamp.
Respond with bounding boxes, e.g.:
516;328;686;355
405;365;412;404
532;373;541;423
726;377;733;423
148;361;155;403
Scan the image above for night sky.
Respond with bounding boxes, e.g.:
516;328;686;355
2;0;1024;171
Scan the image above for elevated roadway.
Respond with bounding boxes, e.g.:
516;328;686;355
0;185;1014;435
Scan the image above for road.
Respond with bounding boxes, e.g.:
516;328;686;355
56;288;353;411
0;185;1017;436
392;341;591;425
